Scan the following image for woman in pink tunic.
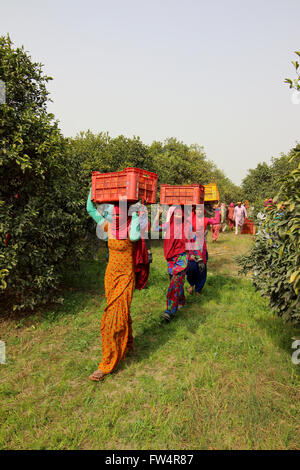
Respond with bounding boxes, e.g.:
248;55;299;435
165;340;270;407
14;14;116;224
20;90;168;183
210;203;221;242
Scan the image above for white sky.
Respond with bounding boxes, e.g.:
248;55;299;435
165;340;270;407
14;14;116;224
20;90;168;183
2;0;300;184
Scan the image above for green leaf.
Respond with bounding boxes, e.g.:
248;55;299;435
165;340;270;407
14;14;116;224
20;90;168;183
284;78;293;87
289;271;300;284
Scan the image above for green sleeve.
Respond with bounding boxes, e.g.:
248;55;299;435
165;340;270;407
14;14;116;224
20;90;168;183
129;212;141;241
86;189;105;225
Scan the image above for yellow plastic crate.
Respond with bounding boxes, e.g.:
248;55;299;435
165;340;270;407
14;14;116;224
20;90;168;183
204;183;220;202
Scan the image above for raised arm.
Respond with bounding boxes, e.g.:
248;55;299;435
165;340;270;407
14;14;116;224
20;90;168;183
129;211;141;241
205;214;218;225
86;188;105;225
152;206;164;232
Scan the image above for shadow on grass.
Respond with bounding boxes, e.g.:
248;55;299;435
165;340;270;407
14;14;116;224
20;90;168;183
254;315;300;376
28;236;296;378
114;273;241;374
41;254;107;323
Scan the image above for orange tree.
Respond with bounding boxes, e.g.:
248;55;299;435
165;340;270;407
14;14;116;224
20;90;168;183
238;55;300;322
239;149;300;322
0;36;85;313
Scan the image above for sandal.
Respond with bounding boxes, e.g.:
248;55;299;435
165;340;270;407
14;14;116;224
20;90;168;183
89;369;106;382
162;312;171;322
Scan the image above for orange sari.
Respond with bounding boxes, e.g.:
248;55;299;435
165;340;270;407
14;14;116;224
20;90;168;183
98;232;135;374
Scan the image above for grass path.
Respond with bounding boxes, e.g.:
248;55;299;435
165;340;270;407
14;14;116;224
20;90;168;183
0;232;299;450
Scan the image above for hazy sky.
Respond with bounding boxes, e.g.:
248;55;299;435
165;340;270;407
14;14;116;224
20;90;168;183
2;0;300;184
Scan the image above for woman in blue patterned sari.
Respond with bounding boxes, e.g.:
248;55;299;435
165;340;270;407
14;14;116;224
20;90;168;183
153;206;188;321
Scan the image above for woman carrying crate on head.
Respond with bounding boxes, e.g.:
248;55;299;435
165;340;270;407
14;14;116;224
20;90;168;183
186;206;219;296
186;206;208;296
153;205;188;322
86;189;141;381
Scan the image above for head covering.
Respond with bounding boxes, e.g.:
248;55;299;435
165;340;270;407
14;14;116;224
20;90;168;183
187;207;206;263
189;207;204;234
163;206;186;260
109;204;148;288
134;207;150;289
229;202;234;207
103;204;114;221
133;238;149;289
110;204;131;240
139;210;149;231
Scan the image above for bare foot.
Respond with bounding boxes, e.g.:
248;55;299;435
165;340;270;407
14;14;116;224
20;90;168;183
89;369;106;382
188;286;193;295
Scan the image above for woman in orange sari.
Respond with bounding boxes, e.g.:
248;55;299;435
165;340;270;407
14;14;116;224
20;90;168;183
86;190;141;381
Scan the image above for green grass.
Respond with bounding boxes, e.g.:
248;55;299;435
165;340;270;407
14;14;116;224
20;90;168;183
0;232;299;450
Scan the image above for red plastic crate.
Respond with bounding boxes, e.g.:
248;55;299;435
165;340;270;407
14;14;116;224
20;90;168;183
241;219;256;235
91;167;158;204
160;184;205;205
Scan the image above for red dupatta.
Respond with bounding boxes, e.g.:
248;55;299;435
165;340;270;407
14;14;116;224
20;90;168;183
133;221;150;290
163;207;186;260
188;208;207;264
110;204;147;288
110;204;131;240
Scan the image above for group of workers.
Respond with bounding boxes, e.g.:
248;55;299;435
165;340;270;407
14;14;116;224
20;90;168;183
86;190;250;382
208;201;249;242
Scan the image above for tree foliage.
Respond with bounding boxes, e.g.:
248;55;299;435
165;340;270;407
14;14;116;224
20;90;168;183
0;35;248;315
238;56;300;323
241;148;300;211
0;35;85;313
238;152;300;322
68;133;242;204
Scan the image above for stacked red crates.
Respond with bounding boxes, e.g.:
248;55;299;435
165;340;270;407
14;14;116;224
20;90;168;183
91;167;158;204
241;218;256;235
160;184;205;205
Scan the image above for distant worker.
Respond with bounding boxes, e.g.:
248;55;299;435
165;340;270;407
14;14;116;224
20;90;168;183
227;203;235;231
210;203;221;242
220;202;227;232
234;202;247;235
